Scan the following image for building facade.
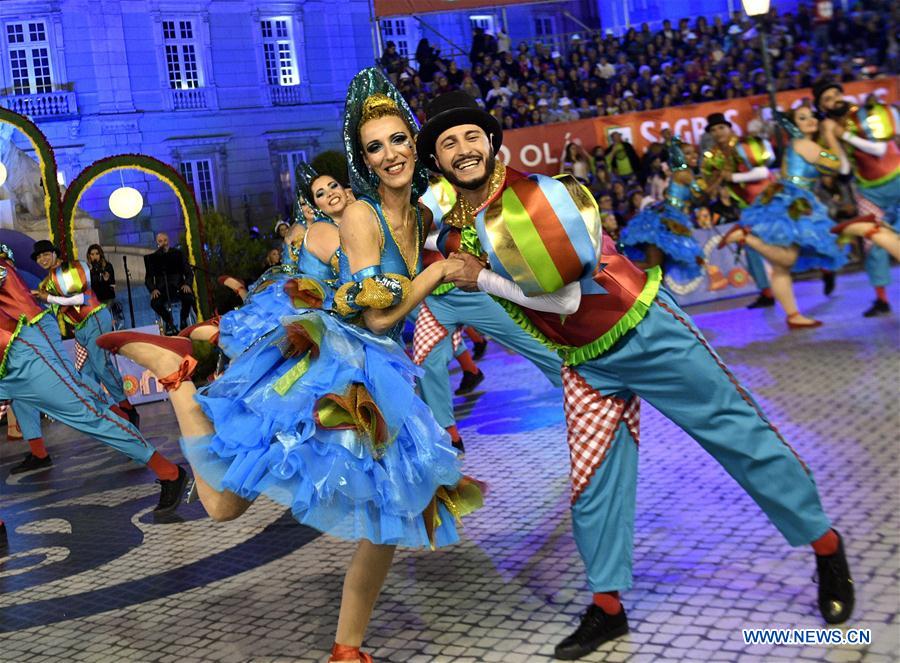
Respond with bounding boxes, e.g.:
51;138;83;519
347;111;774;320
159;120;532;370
1;0;378;248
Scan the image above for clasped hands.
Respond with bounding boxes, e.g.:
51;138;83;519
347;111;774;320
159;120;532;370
439;252;487;292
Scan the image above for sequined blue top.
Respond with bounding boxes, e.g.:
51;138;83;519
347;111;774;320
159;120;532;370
338;195;423;283
782;144;837;191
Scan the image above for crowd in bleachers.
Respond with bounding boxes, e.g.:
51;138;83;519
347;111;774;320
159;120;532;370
380;0;897;130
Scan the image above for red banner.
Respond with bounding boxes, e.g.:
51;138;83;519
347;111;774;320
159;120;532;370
374;0;546;18
498;78;899;175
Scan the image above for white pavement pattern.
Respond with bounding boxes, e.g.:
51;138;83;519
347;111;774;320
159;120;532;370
0;268;898;663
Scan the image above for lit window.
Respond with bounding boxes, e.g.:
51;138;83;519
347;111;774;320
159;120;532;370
261;18;298;86
5;20;54;95
163;19;202;90
180;159;216;210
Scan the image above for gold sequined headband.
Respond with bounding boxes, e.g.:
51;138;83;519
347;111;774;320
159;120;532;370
360;93;403;126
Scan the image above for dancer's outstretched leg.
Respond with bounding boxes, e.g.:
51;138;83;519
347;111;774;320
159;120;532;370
98;333;251;521
834;217;900;261
743;237;821;328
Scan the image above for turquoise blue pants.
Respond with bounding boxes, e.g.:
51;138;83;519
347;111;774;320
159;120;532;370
74;308;127;403
417;289;562;429
2;321;154;464
859;178;900;289
571;289;832;592
745;247;770;290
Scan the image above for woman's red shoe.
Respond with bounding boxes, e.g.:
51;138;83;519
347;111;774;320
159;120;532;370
96;332;197;391
328;643;374;663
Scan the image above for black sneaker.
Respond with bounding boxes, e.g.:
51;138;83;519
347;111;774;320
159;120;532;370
472;339;488;360
452;438;466;458
154;465;189;516
455;369;485;395
815;530;854;624
10;452;53;475
863;299;890;317
747;294;776;309
555;604;629;660
822;271;836;296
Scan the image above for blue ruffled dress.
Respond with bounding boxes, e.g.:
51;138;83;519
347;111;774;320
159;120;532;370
741;146;848;273
217;227;338;359
620;180;704;281
182;198;479;548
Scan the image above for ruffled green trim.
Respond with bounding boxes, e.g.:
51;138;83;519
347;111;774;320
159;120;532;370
490;266;662;367
430;283;456;296
858;170;899;189
566;266;661;366
0;314;28;379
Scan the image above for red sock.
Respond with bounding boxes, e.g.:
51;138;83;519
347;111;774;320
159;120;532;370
147;451;179;481
465;327;485;344
592;591;622;615
875;286;888;303
811;529;839;556
28;438;48;459
455;350;478;375
762;288;774;298
446;424;461;443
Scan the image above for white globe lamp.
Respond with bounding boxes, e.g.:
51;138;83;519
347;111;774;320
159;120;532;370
109;186;144;219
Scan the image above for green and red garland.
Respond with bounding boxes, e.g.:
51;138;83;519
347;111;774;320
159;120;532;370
0;107;65;256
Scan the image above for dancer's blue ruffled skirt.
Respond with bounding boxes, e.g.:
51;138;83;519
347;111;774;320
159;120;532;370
620;203;704;280
218;267;335;359
183;310;481;548
741;182;848;273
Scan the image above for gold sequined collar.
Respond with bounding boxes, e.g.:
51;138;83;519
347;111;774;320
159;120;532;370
443;160;506;229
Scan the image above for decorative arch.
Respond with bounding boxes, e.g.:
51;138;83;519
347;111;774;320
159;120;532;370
0;107;66;257
62;154;211;319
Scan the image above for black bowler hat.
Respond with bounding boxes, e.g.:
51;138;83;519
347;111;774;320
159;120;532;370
416;91;503;169
812;79;843;109
705;112;732;132
30;239;58;262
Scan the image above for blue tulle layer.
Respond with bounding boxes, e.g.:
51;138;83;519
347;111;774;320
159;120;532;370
741;182;848;273
217;270;297;358
620;203;704;281
185;310;469;548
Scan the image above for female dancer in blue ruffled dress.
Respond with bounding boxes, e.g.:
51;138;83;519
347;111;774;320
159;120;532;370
619;139;704;281
718;103;847;329
97;69;476;663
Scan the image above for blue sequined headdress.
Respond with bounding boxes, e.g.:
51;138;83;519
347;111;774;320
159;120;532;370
667;137;689;172
342;68;428;202
292;161;320;227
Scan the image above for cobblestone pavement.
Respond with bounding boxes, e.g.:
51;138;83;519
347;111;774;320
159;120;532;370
1;269;898;663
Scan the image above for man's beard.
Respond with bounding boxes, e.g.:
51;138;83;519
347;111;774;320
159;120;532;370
442;152;496;191
825;100;851;119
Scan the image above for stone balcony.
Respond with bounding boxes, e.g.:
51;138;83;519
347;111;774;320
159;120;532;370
2;90;78;119
268;84;302;106
167;87;215;111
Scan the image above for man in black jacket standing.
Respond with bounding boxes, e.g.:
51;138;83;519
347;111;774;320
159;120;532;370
144;232;195;334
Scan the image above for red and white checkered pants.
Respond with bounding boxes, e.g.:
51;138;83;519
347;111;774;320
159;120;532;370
413;302;463;366
562;366;641;504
